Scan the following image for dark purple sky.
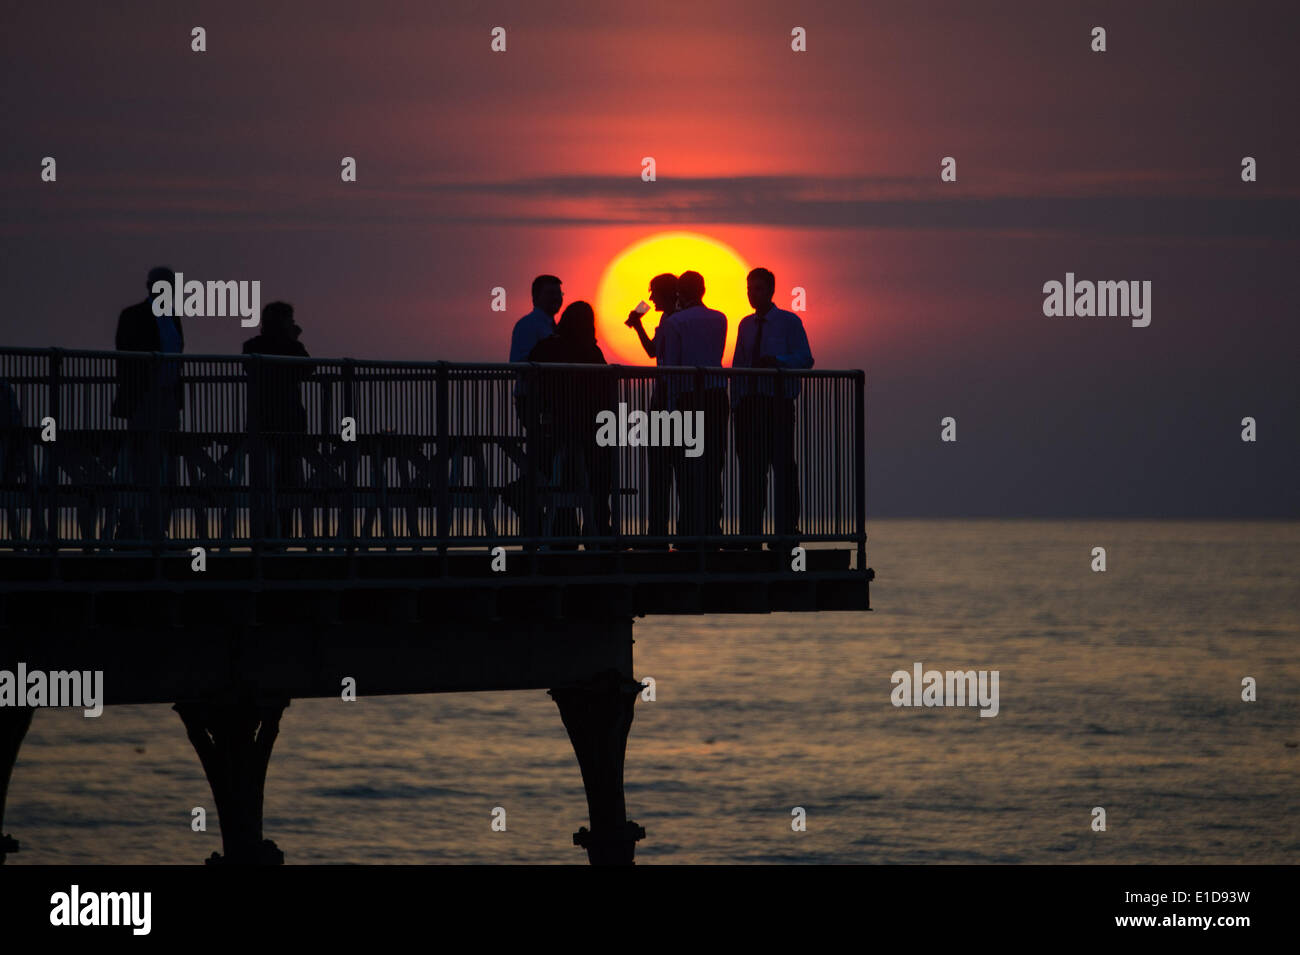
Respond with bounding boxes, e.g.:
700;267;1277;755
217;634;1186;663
2;0;1297;515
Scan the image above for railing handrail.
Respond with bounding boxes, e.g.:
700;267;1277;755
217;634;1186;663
0;345;866;557
0;346;862;380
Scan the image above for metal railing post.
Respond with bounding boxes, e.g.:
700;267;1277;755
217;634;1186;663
694;365;705;568
342;359;356;554
151;352;165;562
524;363;539;560
855;369;866;571
435;361;449;556
47;348;62;557
246;354;263;563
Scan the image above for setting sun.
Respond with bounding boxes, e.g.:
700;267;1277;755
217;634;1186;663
595;231;751;366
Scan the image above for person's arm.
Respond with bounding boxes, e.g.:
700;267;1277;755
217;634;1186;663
509;319;533;363
629;312;656;358
774;314;814;369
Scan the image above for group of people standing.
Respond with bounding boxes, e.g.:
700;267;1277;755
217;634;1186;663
509;268;814;549
111;267;311;541
91;264;813;549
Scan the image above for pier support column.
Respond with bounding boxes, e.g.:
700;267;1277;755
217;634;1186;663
174;699;288;865
549;669;645;865
0;708;34;864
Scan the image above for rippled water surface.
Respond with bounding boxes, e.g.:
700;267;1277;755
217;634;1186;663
8;520;1298;864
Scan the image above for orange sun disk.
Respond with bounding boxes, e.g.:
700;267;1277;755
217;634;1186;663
594;232;751;366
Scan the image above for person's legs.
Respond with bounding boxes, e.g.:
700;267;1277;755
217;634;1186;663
115;430;141;541
586;442;614;543
645;392;672;540
704;388;729;539
774;398;799;537
274;436;303;541
137;400;181;545
675;389;703;542
734;395;765;541
646;445;672;538
121;402;163;543
155;437;178;543
512;392;546;538
549;430;580;549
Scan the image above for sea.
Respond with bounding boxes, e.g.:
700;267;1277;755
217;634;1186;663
6;520;1298;864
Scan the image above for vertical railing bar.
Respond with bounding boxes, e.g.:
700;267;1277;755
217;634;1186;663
435;361;449;569
47;349;62;564
149;352;164;573
855;369;866;572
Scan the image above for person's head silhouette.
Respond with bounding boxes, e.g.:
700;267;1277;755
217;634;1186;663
677;271;705;309
649;273;678;314
557;301;596;343
532;275;564;318
746;267;776;313
147;266;175;301
261;301;300;340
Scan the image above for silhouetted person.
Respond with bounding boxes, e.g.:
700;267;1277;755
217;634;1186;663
657;270;728;546
510;274;563;363
0;379;35;544
625;273;679;544
112;266;184;544
529;301;615;545
243;302;313;544
731;267;813;547
506;275;564;533
625;273;678;361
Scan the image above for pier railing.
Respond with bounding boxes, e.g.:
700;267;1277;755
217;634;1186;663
0;347;865;562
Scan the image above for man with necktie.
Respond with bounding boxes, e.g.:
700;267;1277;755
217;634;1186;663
730;267;813;548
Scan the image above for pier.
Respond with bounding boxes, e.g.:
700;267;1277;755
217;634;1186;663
0;346;870;864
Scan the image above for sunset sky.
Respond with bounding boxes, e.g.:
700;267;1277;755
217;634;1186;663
2;0;1297;515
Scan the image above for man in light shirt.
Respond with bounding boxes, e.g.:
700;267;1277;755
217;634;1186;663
731;267;813;547
507;275;563;536
657;270;728;546
509;274;563;363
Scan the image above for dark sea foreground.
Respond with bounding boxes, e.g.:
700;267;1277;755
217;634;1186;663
9;520;1298;864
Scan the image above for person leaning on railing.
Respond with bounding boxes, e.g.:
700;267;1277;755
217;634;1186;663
730;267;813;549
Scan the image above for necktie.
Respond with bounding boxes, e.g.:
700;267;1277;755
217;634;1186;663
754;317;766;365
